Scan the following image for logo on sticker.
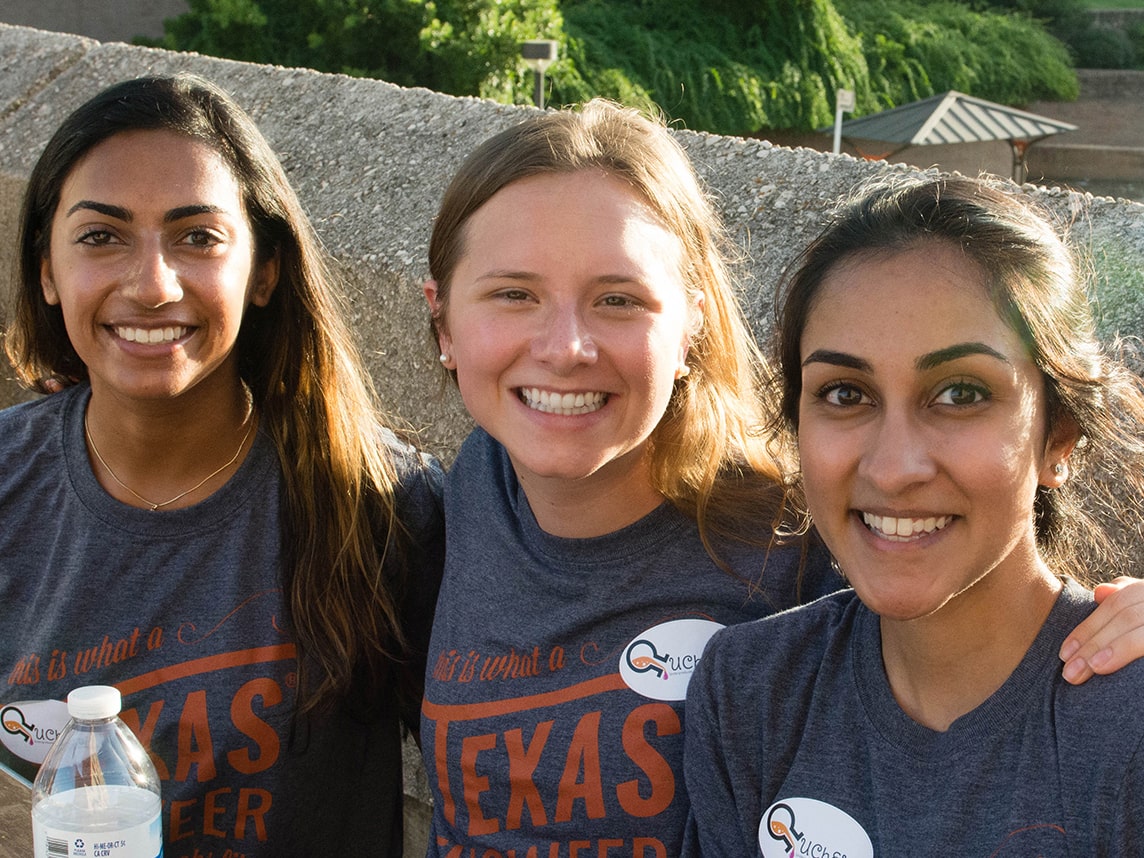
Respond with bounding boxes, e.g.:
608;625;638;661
1;699;69;764
618;618;723;701
760;797;873;858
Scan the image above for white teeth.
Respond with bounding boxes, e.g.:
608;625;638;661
115;326;188;344
861;512;952;542
520;387;607;416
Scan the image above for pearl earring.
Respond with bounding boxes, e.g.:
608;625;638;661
439;354;450;365
1053;463;1065;476
677;364;691;378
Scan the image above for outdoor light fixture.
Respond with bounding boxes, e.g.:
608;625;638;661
521;39;559;109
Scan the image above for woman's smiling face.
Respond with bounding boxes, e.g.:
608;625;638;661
428;169;696;503
41;128;277;403
796;241;1072;621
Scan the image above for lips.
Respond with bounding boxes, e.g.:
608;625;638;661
861;512;953;542
114;325;189;344
519;387;608;416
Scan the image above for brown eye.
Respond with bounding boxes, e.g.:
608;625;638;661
822;383;867;407
183;228;222;247
935;383;988;406
78;229;115;246
600;294;637;308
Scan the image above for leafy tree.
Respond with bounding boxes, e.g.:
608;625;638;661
969;0;1143;69
840;0;1079;106
146;0;563;97
146;0;1079;133
555;0;873;133
419;0;565;99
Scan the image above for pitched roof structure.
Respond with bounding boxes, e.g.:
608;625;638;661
833;91;1078;181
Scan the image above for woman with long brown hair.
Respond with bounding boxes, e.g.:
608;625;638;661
1;74;443;856
419;103;1144;856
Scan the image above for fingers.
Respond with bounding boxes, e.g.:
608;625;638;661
1060;578;1144;685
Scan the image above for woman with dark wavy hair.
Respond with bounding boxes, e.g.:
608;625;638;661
1;74;443;856
684;174;1144;856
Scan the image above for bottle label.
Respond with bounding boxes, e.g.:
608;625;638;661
33;817;162;858
32;786;162;858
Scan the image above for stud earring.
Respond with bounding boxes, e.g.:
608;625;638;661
439;354;450;365
677;364;691;379
1053;463;1065;476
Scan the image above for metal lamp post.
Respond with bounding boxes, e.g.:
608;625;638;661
520;39;559;109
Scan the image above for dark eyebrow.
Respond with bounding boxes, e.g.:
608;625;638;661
801;350;870;371
915;342;1010;370
802;343;1010;372
164;204;227;223
66;200;130;221
63;201;226;223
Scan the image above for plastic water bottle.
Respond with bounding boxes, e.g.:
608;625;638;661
31;685;163;858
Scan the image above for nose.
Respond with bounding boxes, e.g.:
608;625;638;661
857;407;938;493
530;303;598;370
126;241;184;309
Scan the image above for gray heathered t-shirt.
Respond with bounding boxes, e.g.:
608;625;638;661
0;384;444;857
683;585;1144;857
420;428;842;857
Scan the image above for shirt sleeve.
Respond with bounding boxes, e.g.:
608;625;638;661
1102;729;1144;855
389;437;447;738
682;629;763;857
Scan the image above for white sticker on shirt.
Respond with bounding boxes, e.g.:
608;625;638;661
619;618;723;701
760;797;874;858
1;699;69;765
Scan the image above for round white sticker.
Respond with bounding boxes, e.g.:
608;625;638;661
760;797;874;858
1;699;70;765
618;618;723;701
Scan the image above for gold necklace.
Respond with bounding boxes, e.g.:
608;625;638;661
84;395;255;511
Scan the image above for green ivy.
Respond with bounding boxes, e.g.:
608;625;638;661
841;0;1078;105
143;0;1080;133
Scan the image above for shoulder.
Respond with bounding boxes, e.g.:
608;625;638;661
382;427;443;493
376;426;445;536
1051;586;1144;770
444;427;517;505
449;427;507;480
0;388;69;429
700;590;859;683
0;387;77;461
701;531;848;623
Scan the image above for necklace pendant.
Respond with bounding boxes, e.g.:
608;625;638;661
84;386;255;512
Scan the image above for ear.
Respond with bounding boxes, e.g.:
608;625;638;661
248;250;280;308
41;257;60;306
678;291;705;370
423;279;454;363
1039;413;1081;489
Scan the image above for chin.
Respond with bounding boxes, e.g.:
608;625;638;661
848;581;944;622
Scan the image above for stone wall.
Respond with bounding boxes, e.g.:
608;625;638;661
2;22;1143;853
0;0;187;43
4;24;1142;444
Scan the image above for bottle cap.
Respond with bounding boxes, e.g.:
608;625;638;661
66;685;122;720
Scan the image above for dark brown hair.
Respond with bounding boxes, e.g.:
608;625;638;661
7;74;418;709
773;173;1144;577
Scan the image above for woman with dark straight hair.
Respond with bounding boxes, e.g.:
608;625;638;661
1;74;443;856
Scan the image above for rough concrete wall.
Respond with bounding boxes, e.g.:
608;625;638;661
2;22;1143;851
3;23;1142;448
0;0;188;43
